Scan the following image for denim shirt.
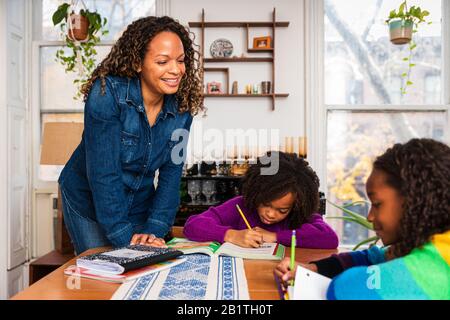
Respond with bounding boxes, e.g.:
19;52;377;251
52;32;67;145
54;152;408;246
58;75;193;247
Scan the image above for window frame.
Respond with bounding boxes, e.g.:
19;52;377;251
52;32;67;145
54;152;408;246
305;0;450;247
30;0;167;189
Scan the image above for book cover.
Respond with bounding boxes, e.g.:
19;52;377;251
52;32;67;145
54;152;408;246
166;238;221;256
167;238;285;260
76;245;183;275
64;257;186;283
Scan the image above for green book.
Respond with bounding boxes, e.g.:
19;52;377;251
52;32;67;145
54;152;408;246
167;237;285;260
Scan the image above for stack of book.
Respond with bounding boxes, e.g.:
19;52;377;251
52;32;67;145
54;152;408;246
64;245;186;283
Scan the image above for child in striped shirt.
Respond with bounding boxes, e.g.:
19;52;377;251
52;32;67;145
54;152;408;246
276;138;450;300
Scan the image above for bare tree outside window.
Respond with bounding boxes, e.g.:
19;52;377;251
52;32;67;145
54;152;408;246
324;0;446;246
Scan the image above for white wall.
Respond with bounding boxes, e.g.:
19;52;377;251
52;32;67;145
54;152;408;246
0;0;9;300
170;0;305;159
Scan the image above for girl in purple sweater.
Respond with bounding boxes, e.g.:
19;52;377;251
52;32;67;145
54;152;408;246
183;152;338;249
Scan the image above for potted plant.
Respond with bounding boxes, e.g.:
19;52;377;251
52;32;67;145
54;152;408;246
386;1;430;45
67;11;89;41
52;2;108;99
385;1;430;95
327;200;380;251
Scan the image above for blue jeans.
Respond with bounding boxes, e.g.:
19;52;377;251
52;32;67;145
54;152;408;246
61;189;146;255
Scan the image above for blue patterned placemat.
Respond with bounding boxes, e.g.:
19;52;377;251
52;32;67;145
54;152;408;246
111;254;249;300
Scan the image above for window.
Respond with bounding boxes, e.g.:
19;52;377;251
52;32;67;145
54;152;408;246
325;0;442;106
424;74;441;104
34;0;157;183
323;0;449;246
42;0;156;41
39;0;156;115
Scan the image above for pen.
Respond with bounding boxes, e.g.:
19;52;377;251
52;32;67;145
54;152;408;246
236;204;252;230
290;230;296;286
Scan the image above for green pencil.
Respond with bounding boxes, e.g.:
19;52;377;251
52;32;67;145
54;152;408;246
290;230;296;286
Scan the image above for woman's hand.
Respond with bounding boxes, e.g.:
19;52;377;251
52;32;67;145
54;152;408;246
253;227;277;243
130;234;167;247
274;257;318;286
224;229;264;248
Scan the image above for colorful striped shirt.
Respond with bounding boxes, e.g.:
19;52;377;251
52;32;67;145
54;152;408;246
312;230;450;300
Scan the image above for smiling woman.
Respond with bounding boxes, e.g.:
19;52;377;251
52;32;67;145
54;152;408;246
58;16;204;255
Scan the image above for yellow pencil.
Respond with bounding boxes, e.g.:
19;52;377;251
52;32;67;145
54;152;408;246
236;204;252;230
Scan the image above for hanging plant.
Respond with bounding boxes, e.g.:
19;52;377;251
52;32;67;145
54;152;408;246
386;1;430;96
52;1;108;99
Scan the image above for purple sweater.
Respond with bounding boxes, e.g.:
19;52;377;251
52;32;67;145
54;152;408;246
183;196;339;249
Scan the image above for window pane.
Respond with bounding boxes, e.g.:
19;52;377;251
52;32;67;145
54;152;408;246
326;111;446;245
325;0;442;105
42;0;156;41
40;45;111;111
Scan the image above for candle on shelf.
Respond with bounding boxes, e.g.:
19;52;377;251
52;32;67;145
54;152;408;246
284;137;294;154
298;136;307;158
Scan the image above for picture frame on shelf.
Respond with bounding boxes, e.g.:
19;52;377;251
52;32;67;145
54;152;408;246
207;81;222;94
253;36;272;49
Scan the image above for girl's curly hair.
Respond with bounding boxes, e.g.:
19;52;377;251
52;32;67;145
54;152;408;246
241;151;320;229
373;138;450;258
81;16;204;115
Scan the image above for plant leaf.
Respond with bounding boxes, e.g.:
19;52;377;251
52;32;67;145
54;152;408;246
353;236;380;251
327;201;374;229
52;3;70;25
399;2;406;15
327;216;372;229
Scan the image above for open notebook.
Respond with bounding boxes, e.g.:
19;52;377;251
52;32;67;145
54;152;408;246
167;237;285;260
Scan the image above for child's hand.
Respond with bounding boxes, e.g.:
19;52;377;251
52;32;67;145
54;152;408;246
274;257;297;285
274;257;318;286
253;227;277;243
224;229;264;248
130;234;167;247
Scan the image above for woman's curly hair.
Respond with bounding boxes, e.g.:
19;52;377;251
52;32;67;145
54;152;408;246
81;16;204;115
241;151;320;229
373;138;450;258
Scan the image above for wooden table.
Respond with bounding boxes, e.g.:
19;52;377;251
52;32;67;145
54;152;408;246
12;246;336;300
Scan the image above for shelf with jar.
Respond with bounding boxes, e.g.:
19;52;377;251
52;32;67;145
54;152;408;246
189;8;290;110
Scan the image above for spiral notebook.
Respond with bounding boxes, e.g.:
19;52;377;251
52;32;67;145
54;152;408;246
76;245;183;275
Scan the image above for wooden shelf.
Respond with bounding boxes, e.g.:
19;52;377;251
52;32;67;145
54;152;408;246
247;48;274;53
193;8;289;110
203;93;289;98
189;22;289;28
203;57;273;63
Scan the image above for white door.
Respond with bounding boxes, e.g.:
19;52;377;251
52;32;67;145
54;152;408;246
7;264;26;298
8;108;28;269
6;0;28;273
